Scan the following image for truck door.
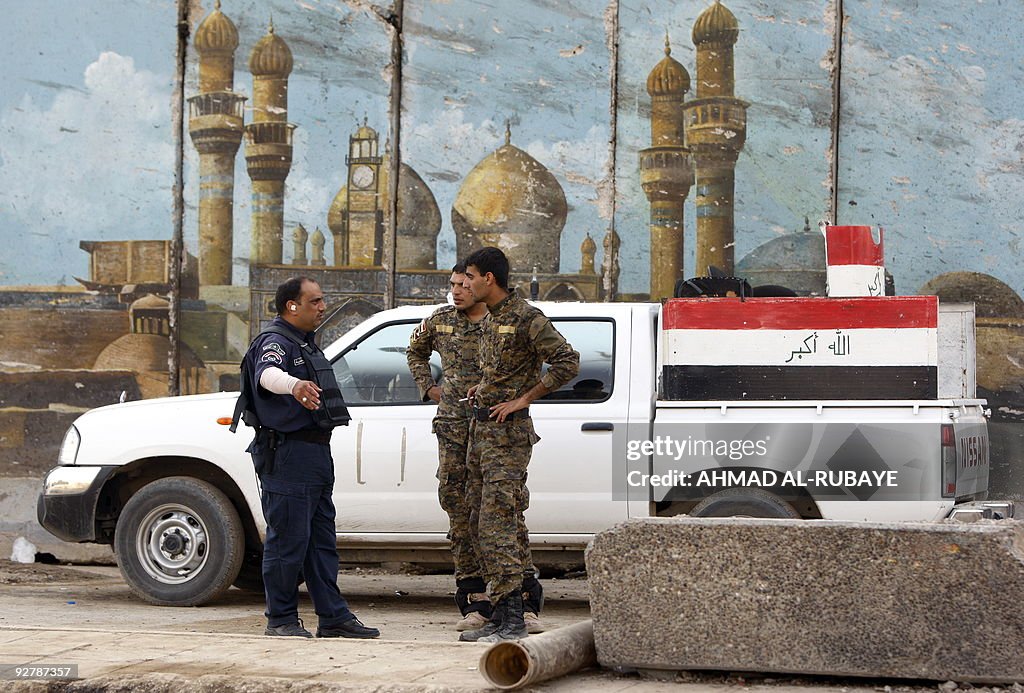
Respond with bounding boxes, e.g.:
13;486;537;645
525;311;632;538
329;319;447;533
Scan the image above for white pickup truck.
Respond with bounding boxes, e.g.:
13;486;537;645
37;299;1011;606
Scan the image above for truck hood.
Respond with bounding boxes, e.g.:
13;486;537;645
69;392;248;468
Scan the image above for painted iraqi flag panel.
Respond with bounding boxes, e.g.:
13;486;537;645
661;296;938;400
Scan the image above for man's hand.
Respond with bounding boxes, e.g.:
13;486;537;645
427;385;442;403
291;380;323;410
466;385;479;403
488;396;529;423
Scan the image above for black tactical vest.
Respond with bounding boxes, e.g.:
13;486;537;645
231;325;351;433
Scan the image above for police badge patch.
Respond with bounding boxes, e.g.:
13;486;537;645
261;351;284;365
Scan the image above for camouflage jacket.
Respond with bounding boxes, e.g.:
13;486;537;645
475;290;580;408
406;305;484;427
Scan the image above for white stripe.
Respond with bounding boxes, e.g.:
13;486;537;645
662;327;937;367
826;265;886;297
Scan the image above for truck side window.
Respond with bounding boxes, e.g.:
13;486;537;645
539;319;614;403
331;321;440;405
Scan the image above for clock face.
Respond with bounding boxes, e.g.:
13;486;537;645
352;165;375;189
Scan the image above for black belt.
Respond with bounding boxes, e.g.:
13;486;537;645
472;406;530;422
282;429;333;445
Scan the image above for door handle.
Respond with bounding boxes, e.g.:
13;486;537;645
581;422;614;432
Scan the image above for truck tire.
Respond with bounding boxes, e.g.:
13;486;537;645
114;476;244;606
690;487;801;519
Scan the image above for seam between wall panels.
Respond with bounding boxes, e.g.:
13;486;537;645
829;0;844;226
603;0;620;302
169;0;191;396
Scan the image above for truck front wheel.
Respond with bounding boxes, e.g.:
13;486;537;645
114;476;244;606
690;488;801;519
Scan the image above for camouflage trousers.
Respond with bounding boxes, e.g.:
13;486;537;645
436;429;481;581
466;417;538;603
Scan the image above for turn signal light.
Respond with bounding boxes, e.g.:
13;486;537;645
216;417;234;426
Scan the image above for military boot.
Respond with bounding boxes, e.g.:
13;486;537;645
458;599;503;642
477;593;527;643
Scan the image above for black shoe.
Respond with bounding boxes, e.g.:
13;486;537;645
265;619;313;638
316;617;381;639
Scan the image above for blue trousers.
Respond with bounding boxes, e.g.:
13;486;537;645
256;438;353;629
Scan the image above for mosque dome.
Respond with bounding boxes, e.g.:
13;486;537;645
451;127;567;274
327;161;441;270
194;1;238;54
918;272;1024;318
581;234;597;255
693;1;740;46
249;22;293;76
647;37;690;96
735;232;826;296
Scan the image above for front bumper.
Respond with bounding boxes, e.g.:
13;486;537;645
37;466;119;542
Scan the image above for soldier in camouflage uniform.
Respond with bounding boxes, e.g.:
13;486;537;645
457;247;579;643
406;264;491;631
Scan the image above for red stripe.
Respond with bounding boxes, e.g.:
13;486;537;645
662;296;938;330
825;226;884;265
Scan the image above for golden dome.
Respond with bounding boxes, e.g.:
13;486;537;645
249;20;293;76
195;1;239;54
451;126;567;274
581;234;597;254
693;1;739;46
355;123;377;140
647;36;690;96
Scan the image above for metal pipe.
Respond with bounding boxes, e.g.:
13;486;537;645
478;620;596;690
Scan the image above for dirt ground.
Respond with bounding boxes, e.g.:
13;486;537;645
0;560;1015;692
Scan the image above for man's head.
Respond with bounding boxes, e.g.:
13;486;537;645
449;262;476;311
462;247;509;307
276;276;326;332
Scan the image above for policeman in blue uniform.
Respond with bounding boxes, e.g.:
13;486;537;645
242;276;380;639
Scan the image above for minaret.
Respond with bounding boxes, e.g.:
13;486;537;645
640;34;694;301
684;0;748;275
188;0;245;285
580;233;597;275
245;19;295;266
292;224;308;265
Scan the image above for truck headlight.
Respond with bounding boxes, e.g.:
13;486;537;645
58;426;80;466
43;465;103;496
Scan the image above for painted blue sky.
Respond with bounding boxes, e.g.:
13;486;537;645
0;0;1020;298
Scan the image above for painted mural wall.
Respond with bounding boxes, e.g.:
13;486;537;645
0;0;1021;498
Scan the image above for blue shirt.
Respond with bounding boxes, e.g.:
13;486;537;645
245;317;318;433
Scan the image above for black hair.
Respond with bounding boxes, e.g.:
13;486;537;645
463;247;509;289
451;262;467;274
275;276;313;315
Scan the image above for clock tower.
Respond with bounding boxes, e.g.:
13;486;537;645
335;119;384;266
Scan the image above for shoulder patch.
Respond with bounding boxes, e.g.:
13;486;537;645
262;341;286;356
261;351;284;365
293;357;305;367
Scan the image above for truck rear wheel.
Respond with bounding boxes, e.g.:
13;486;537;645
114;476;244;606
690;487;800;519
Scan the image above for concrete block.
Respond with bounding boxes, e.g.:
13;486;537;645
586;517;1024;684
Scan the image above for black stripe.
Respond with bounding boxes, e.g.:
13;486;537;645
662;365;937;401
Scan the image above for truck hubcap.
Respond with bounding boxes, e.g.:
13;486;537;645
136;504;209;584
